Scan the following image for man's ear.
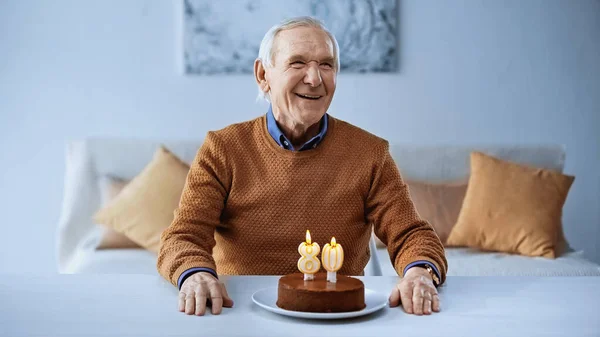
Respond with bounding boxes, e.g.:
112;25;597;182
254;59;269;93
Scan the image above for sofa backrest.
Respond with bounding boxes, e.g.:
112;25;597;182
89;139;566;181
89;139;203;180
389;144;565;181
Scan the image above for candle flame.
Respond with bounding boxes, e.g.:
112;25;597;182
306;230;311;245
331;237;336;247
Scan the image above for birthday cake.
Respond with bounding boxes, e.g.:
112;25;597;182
277;231;365;313
276;272;366;313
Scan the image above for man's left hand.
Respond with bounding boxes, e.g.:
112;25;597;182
388;266;440;315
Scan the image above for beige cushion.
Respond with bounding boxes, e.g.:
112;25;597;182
407;179;469;245
96;177;141;250
93;146;190;253
446;152;575;258
373;179;468;248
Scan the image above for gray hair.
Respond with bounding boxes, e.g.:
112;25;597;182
256;16;340;103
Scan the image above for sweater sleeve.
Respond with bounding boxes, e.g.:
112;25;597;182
365;142;448;284
156;131;231;287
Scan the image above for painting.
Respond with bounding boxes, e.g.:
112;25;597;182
182;0;398;74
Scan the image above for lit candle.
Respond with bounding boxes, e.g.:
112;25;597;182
298;230;321;280
321;237;344;283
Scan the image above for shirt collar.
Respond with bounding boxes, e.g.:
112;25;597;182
266;105;328;151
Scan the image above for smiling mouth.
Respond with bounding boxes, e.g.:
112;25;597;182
295;93;322;100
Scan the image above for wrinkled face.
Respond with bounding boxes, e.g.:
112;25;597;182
266;26;337;127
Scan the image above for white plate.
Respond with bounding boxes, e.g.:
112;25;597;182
252;287;388;319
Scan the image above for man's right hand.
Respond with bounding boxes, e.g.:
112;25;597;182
178;272;234;316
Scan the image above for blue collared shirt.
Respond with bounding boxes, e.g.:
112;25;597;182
266;105;328;150
176;107;441;289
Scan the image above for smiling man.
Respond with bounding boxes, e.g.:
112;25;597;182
157;17;448;317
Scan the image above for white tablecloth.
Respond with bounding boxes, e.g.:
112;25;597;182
1;274;599;337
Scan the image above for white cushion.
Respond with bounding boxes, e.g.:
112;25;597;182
376;248;600;277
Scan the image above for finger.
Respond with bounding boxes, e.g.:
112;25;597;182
423;296;432;315
221;283;234;308
208;281;224;315
412;287;424;315
178;292;186;312
400;286;413;314
185;291;195;315
432;293;441;312
388;286;401;307
195;284;208;316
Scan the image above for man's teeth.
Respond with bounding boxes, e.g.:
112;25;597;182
298;94;320;99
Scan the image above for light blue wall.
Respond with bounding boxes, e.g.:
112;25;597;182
0;0;598;272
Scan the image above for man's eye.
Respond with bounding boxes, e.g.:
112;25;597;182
291;61;305;67
321;63;333;69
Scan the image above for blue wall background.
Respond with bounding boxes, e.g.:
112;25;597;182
0;0;598;272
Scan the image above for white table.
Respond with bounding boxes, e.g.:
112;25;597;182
1;274;599;337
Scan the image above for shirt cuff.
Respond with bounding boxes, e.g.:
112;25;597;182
177;267;218;290
403;260;441;283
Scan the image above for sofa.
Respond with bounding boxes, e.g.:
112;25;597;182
56;139;600;277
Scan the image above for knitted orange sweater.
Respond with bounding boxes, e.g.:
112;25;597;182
157;115;447;287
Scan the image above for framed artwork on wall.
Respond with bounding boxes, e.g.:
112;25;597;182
180;0;398;74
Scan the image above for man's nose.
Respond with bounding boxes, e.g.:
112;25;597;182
303;63;322;88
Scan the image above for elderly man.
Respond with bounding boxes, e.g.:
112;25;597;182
157;16;447;317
